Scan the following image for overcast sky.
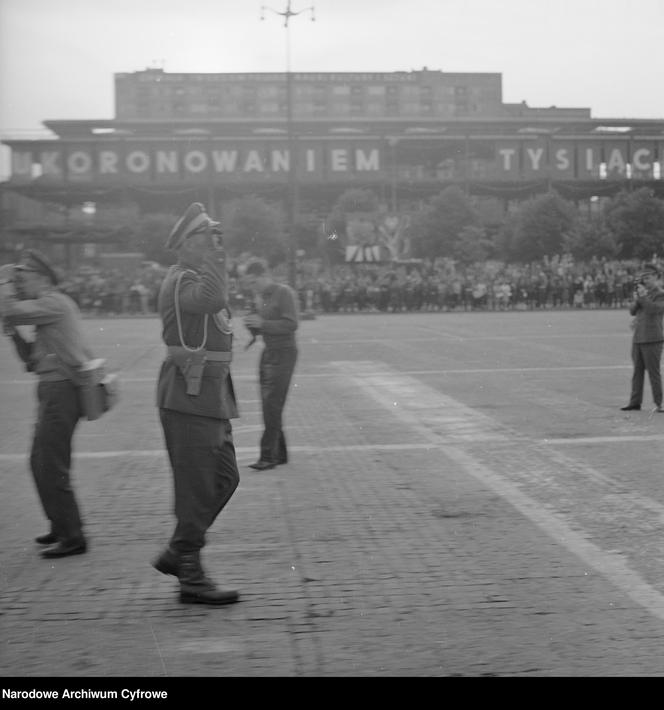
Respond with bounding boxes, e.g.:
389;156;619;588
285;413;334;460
1;0;663;178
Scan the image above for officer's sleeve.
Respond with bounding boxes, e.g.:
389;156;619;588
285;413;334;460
177;252;229;314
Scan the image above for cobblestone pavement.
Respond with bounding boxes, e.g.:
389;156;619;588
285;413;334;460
2;311;664;677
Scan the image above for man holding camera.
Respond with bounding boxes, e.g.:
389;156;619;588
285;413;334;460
152;202;240;606
621;264;664;413
242;259;299;471
0;250;93;558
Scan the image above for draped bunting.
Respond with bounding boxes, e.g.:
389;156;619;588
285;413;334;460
6;225;129;244
468;180;549;199
3;177;664;208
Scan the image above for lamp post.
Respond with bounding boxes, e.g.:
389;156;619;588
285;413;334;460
261;1;315;289
387;136;399;213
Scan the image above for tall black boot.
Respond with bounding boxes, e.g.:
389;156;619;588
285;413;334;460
177;551;239;606
152;546;180;576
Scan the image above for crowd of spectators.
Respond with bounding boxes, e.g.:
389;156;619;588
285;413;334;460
295;254;657;314
59;263;166;315
56;254;658;317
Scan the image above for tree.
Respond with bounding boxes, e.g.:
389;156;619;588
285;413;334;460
502;192;576;262
603;188;664;259
452;225;493;264
131;213;178;265
563;213;619;260
292;217;319;257
222;195;287;263
410;186;479;259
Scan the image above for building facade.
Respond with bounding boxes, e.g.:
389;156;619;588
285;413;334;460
2;68;664;225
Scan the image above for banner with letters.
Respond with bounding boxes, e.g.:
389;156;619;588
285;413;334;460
602;139;631;179
4;136;663;185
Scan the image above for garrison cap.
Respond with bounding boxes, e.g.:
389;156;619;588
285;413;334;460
14;249;60;285
166;202;222;250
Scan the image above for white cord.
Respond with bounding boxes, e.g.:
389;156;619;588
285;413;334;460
174;270;208;353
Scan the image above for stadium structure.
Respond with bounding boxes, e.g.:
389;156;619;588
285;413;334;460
2;67;663;263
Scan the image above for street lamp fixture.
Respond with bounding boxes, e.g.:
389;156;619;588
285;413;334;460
386;136;399;213
261;2;315;288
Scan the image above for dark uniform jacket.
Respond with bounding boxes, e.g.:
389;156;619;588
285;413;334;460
156;253;238;420
630;286;664;343
258;283;299;350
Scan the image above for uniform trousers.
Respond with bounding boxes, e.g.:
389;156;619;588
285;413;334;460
259;346;298;464
30;380;84;543
159;409;239;554
629;340;663;407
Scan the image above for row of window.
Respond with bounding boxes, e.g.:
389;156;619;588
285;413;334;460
125;100;480;118
121;84;484;101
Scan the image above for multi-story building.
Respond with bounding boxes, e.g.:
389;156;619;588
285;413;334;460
113;68;511;121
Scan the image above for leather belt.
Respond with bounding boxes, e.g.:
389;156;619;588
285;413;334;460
167;346;232;363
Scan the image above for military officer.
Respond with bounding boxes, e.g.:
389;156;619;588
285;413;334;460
152;202;240;605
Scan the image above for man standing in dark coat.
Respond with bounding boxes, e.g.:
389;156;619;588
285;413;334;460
242;259;299;471
152;202;240;605
621;264;664;413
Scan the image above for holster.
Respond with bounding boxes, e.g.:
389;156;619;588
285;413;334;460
170;349;207;396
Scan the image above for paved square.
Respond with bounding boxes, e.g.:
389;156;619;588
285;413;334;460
2;309;664;676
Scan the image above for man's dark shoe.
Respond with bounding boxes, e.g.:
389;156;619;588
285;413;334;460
179;587;240;606
41;539;87;559
152;547;179;576
620;405;641;411
249;460;276;471
35;532;58;546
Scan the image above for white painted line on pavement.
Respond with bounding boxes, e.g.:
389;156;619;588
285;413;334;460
1;433;663;463
0;375;260;385
0;450;168;461
336;360;664;623
0;442;476;462
332;361;509;443
306;333;627;344
398;365;630;375
543;434;664;445
0;364;632;387
442;446;664;622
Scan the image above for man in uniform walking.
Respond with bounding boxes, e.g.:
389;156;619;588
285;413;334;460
152;203;240;605
621;263;664;413
242;259;299;471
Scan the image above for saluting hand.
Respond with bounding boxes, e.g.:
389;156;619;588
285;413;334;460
243;314;263;329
